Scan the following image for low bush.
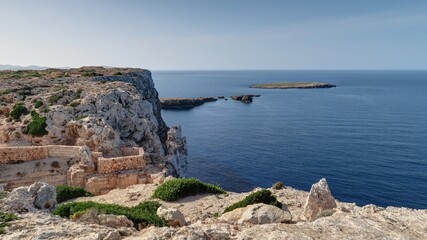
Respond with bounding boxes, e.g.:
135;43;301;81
69;101;80;108
48;95;60;105
26;111;47;136
9;103;28;120
53;201;166;227
152;178;225;201
34;99;43;108
74;89;82;99
223;189;282;213
56;185;94;203
0;211;18;234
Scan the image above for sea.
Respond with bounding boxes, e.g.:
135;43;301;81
152;70;427;209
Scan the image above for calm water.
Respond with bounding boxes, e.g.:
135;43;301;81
153;70;427;209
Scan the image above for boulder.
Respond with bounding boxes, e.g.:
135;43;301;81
98;214;134;228
220;203;292;224
156;206;186;227
29;182;57;211
72;208;134;228
0;182;57;213
302;178;337;221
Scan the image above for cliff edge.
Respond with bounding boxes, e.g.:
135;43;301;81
0;67;188;191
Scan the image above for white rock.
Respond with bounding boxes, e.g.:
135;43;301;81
0;182;57;213
302;178;337;221
156;206;187;227
220;203;292;224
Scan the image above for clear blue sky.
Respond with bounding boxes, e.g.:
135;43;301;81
1;0;427;70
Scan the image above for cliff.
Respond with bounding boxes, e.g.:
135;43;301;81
0;67;188;191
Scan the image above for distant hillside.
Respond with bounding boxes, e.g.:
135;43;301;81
0;64;50;71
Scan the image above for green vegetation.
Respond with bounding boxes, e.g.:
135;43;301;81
0;89;12;95
152;178;226;201
53;201;166;227
0;211;18;234
0;70;42;80
34;99;43;108
9;103;28;120
48;95;60;105
69;101;80;108
26;111;47;136
272;181;284;190
74;89;83;99
114;72;123;76
223;189;282;213
56;185;94;203
82;71;104;77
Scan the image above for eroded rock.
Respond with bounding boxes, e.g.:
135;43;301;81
302;178;337;221
220;203;292;224
157;206;187;227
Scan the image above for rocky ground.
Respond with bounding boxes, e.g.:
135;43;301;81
1;179;426;240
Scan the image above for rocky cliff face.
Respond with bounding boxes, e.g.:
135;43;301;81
0;67;188;177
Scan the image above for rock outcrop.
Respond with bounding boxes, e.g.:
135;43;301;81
156;206;186;227
0;182;57;213
219;203;292;224
230;94;261;103
160;97;217;109
0;67;189;192
302;178;337;221
1;180;427;239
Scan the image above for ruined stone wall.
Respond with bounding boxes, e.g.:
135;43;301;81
0;145;151;193
97;155;145;174
0;146;86;190
0;146;49;164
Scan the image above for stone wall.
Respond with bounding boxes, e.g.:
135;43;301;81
0;146;49;164
0;145;84;164
97;155;145;174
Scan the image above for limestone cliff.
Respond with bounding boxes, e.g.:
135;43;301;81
0;67;188;187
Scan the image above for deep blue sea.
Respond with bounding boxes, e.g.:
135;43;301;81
152;70;427;209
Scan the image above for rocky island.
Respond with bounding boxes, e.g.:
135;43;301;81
160;97;217;109
0;67;426;240
251;82;336;89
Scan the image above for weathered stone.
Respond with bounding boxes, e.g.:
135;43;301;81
220;203;292;224
302;178;337;221
157;206;187;227
0;182;56;213
29;182;57;211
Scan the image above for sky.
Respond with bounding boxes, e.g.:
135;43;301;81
1;0;427;70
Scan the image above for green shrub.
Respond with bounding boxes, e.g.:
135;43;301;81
74;89;82;99
0;211;18;234
53;201;166;227
56;185;94;203
26;112;47;136
152;178;225;201
223;189;282;213
9;103;28;120
34;99;43;108
48;95;60;105
69;101;80;108
272;181;284;190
